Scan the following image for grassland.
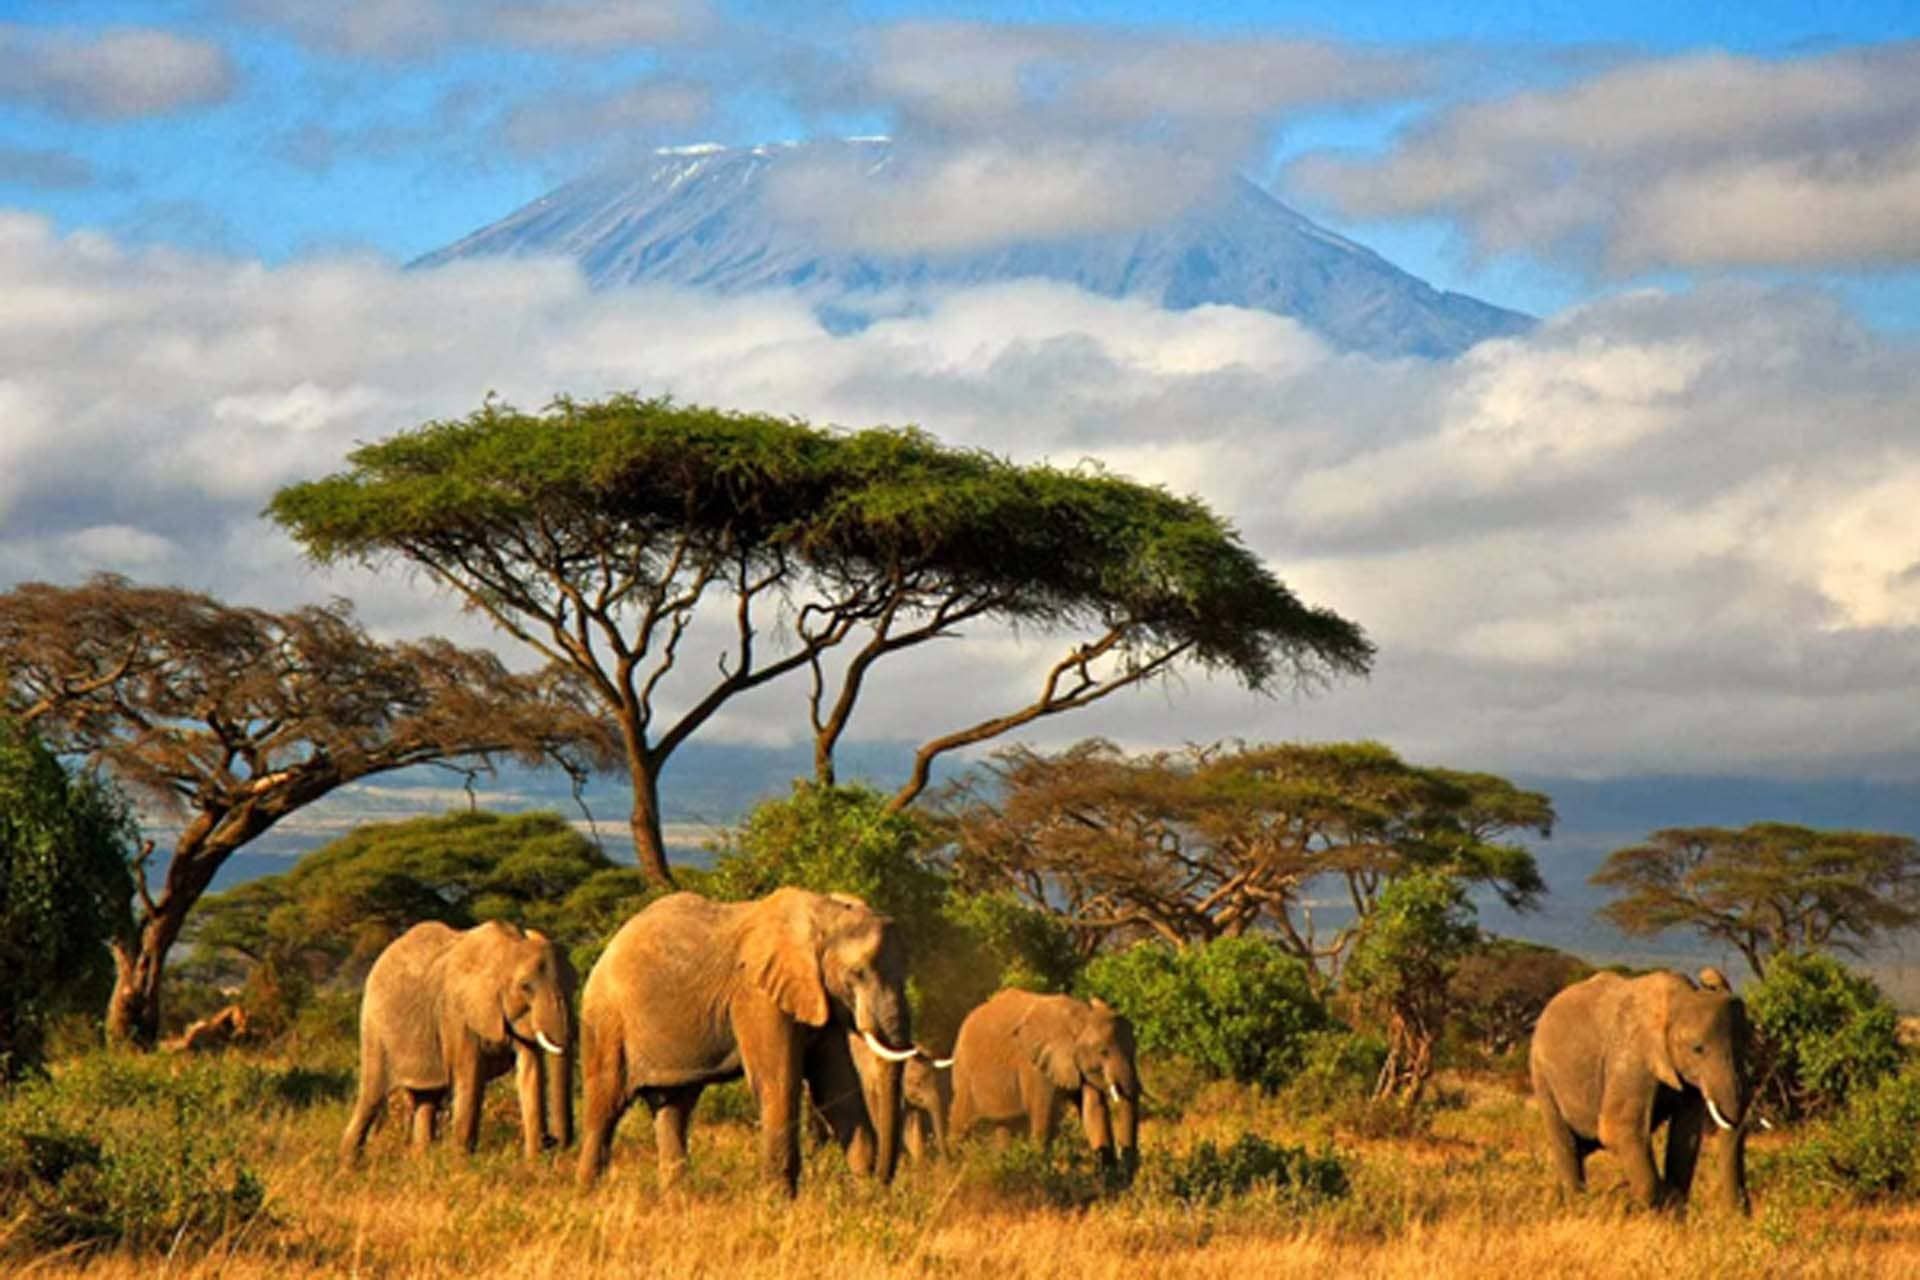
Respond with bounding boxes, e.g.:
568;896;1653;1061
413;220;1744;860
6;1046;1919;1279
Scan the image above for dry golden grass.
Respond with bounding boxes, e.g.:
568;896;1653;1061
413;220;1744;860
10;1056;1920;1280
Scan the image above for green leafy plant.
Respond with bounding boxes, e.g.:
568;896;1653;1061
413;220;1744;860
1156;1133;1349;1205
1745;950;1903;1120
1079;936;1332;1091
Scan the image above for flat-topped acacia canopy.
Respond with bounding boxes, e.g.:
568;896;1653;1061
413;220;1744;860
269;393;1372;884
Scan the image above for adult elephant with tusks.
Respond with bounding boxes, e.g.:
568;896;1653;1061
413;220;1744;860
576;888;916;1195
340;920;574;1164
1530;968;1750;1214
949;989;1140;1180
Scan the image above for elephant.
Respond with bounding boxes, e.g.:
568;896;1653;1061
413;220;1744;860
575;888;917;1195
1530;968;1749;1214
340;920;573;1164
902;1050;954;1162
948;989;1140;1179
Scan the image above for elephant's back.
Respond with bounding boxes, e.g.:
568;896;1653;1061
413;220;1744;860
1530;973;1621;1122
951;991;1037;1118
360;923;456;1089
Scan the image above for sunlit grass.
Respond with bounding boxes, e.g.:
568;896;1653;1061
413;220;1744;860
8;1049;1920;1278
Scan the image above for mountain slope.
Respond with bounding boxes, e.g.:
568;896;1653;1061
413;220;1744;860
415;139;1531;359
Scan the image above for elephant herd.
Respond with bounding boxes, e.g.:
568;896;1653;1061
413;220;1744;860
340;885;1750;1215
339;887;1140;1195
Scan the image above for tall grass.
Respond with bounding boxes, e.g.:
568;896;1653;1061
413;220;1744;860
4;1047;1918;1278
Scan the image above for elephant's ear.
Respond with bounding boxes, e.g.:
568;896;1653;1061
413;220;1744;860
1640;975;1685;1091
741;895;830;1027
1012;1005;1085;1091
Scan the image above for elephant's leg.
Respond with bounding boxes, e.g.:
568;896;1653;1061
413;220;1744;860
1599;1107;1661;1209
339;1072;387;1166
902;1109;926;1164
408;1091;439;1150
806;1036;876;1177
1536;1088;1586;1198
1079;1084;1114;1167
449;1046;485;1154
514;1043;546;1159
948;1077;976;1144
577;1027;625;1187
736;1004;804;1194
649;1085;704;1188
1025;1077;1060;1149
1661;1099;1705;1211
1697;1120;1750;1217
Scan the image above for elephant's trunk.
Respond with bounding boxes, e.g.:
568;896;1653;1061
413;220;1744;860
546;1039;574;1149
856;991;910;1185
870;1056;902;1184
1112;1091;1139;1180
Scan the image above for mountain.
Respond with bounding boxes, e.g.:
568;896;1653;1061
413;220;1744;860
414;139;1532;359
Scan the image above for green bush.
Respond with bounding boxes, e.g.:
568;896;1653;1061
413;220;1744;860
972;1138;1126;1209
1283;1029;1389;1111
1079;936;1332;1091
0;1076;267;1255
1154;1133;1349;1205
1746;951;1903;1120
1787;1066;1920;1199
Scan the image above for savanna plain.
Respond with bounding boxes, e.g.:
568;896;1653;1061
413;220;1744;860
8;1039;1919;1280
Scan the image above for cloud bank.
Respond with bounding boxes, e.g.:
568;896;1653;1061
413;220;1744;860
1292;43;1920;271
3;211;1918;780
0;25;236;120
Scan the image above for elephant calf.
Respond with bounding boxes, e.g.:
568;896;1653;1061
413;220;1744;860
1530;968;1749;1214
949;990;1139;1179
340;920;574;1164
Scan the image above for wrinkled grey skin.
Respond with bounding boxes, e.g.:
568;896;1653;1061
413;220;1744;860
576;888;914;1196
1530;969;1750;1214
340;920;573;1163
949;990;1140;1180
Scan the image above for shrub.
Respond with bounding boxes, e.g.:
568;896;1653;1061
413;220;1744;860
1155;1133;1349;1205
1447;938;1590;1058
1789;1066;1920;1198
1746;951;1903;1120
1079;936;1332;1091
0;1080;266;1255
971;1138;1125;1209
1284;1029;1389;1111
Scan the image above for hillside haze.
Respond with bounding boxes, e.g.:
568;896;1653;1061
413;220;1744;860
414;138;1532;359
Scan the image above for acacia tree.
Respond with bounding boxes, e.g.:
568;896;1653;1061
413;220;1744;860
940;738;1550;978
0;575;611;1047
1592;822;1920;978
270;394;1371;885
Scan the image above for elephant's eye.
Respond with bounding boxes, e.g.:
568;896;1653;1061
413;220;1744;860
521;981;535;995
1691;1043;1705;1055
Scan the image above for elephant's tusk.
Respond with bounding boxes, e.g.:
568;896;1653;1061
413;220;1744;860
536;1031;565;1057
1109;1083;1122;1104
861;1029;919;1063
1705;1097;1734;1132
929;1056;955;1069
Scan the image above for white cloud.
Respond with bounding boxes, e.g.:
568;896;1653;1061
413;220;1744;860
1291;43;1920;271
761;24;1428;254
4;212;1920;781
232;0;709;60
0;25;235;120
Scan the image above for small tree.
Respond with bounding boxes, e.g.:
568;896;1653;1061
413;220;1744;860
0;719;136;1077
269;395;1372;885
942;738;1548;976
0;576;612;1047
1447;938;1589;1058
190;810;640;994
1592;823;1920;978
1342;873;1479;1102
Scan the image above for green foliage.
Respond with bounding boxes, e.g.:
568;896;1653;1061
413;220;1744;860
1746;951;1903;1121
1283;1029;1391;1111
1155;1134;1350;1205
1343;873;1480;1101
190;810;637;1001
935;890;1082;994
973;1138;1129;1209
1079;936;1332;1091
1446;938;1590;1058
0;1056;292;1256
1789;1066;1920;1198
0;718;136;1080
708;782;946;926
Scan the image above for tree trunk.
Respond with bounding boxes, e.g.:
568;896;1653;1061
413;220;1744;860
628;763;676;889
106;908;187;1049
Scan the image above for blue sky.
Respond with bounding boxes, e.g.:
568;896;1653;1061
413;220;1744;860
6;3;1920;789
